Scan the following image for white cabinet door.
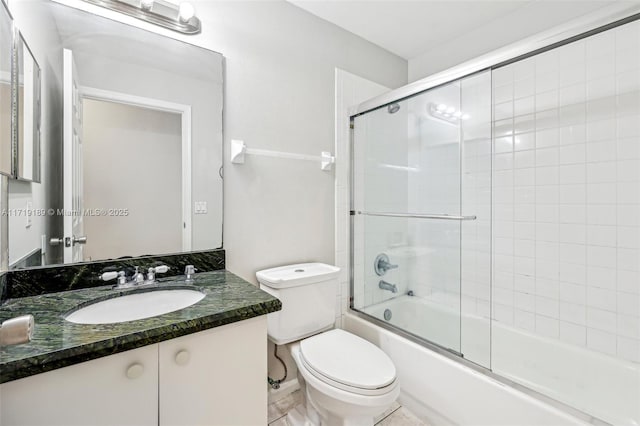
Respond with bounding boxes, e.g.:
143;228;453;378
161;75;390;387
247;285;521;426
159;317;268;426
0;344;158;426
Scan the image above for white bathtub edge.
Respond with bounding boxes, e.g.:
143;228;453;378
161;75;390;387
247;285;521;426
343;312;596;426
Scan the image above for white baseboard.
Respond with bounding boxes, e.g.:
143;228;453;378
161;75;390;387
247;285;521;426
268;377;300;404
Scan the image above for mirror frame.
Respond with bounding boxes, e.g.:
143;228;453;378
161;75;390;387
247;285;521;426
0;0;14;178
13;31;41;183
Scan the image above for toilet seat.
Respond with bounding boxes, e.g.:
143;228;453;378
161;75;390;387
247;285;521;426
299;329;397;396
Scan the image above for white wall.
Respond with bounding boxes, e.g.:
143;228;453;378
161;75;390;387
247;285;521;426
491;20;640;363
82;100;182;260
212;1;407;282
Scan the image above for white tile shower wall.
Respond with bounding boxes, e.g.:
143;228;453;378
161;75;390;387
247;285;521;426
461;72;493;328
402;72;492;366
491;21;640;363
407;83;462;309
334;69;390;326
406;73;492;321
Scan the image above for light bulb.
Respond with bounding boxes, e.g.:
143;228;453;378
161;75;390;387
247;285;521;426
437;104;447;111
178;2;195;22
446;106;455;114
140;0;153;10
461;114;470;120
454;111;462;118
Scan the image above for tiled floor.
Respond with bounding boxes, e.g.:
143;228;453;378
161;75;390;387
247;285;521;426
267;390;427;426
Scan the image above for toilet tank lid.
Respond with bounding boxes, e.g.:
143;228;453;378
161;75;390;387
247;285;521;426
256;263;340;289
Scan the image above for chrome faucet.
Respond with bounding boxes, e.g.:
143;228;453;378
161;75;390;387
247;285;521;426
100;265;169;289
379;280;398;293
132;267;145;284
184;265;197;282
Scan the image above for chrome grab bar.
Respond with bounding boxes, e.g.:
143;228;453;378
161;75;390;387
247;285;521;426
351;211;477;221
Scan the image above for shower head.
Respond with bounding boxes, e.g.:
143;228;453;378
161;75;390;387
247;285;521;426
387;103;400;114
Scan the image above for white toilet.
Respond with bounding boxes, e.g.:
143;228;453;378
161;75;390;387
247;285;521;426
257;263;400;426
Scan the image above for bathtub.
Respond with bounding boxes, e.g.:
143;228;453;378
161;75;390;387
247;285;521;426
347;295;639;426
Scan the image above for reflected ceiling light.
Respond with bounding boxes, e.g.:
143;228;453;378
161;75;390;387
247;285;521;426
379;163;420;172
427;103;470;124
140;0;153;11
80;0;201;34
178;2;196;23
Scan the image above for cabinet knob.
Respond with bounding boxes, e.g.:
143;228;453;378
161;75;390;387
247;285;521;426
175;350;190;366
126;363;144;379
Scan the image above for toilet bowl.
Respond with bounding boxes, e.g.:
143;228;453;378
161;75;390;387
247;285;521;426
256;263;400;426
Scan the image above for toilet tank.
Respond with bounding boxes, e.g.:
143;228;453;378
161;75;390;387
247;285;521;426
256;263;340;345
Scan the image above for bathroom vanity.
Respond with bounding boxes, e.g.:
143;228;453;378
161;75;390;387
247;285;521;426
0;269;281;426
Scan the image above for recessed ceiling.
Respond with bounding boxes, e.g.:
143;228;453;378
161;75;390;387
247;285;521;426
287;0;619;60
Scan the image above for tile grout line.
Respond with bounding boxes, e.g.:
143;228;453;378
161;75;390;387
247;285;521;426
268;412;287;426
374;405;403;425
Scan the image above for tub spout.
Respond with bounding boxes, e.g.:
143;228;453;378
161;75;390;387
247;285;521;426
379;280;397;293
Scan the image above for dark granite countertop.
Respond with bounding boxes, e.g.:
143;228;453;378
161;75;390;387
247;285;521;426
0;270;281;384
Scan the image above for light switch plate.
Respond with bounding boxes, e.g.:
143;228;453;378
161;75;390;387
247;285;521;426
194;201;208;214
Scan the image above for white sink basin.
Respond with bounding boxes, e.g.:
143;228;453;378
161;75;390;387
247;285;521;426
65;289;206;324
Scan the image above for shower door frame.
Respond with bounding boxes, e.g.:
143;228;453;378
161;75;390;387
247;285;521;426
348;6;640;426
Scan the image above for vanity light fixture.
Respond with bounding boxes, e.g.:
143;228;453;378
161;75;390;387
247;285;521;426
80;0;201;34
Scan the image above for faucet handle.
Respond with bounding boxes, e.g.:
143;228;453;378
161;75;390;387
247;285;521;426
104;271;128;288
99;271;119;281
146;265;169;284
154;265;170;274
374;253;398;276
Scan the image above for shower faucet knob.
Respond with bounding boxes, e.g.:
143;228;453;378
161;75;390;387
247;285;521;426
374;253;398;276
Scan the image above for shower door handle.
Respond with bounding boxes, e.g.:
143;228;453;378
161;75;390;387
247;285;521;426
352;211;477;221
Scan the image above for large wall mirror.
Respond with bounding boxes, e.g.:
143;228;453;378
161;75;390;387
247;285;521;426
6;0;223;268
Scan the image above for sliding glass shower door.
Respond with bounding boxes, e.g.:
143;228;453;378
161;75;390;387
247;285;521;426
351;71;492;365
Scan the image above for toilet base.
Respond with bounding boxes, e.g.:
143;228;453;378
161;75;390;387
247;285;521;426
286;403;376;426
287;336;400;426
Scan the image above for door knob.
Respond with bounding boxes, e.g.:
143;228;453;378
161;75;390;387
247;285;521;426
50;236;87;247
49;237;64;246
72;235;87;245
126;363;144;379
175;350;190;366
